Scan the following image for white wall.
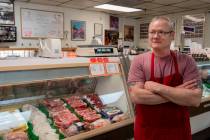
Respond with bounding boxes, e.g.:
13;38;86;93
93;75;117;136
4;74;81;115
0;1;140;48
138;9;210;49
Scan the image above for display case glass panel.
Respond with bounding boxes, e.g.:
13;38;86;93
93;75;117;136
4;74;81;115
0;58;134;140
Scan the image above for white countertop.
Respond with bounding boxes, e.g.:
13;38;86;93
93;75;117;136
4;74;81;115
0;57;121;70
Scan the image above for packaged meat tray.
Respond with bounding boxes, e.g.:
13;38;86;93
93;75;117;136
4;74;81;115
75;108;101;123
53;110;79;129
83;94;104;110
85;119;111;130
64;96;87;109
60;122;86;137
4;131;28;140
100;106;123;120
43;98;64;108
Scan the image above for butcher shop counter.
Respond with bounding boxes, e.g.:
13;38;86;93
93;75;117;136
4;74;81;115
0;57;134;140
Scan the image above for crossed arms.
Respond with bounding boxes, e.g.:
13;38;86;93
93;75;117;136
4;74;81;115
129;79;202;107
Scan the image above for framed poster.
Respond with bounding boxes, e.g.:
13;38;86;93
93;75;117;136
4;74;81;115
104;30;119;45
110;16;119;30
0;1;14;25
0;25;16;42
94;23;103;36
21;8;64;38
71;20;86;41
124;25;134;42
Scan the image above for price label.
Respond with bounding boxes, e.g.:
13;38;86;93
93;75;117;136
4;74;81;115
105;63;120;74
89;63;105;76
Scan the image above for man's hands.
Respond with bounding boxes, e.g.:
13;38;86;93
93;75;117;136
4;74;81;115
144;79;198;93
144;81;162;93
128;82;169;105
176;79;198;89
143;79;201;107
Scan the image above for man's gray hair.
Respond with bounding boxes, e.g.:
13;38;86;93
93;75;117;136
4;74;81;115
150;16;174;31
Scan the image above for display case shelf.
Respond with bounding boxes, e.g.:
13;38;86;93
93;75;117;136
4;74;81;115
68;118;133;140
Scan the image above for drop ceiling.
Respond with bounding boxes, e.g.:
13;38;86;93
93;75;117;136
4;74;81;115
14;0;210;19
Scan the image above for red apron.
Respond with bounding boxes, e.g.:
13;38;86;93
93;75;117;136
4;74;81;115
134;51;191;140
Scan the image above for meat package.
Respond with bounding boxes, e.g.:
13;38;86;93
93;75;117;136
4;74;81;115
83;93;104;110
64;96;101;123
42;98;79;129
53;109;79;129
43;98;64;108
75;108;101;123
4;131;28;140
64;96;87;109
101;106;123;120
22;104;59;140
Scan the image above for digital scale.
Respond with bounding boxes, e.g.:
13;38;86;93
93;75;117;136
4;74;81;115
76;45;119;57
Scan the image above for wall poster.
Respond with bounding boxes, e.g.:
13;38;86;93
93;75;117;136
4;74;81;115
0;1;14;25
124;25;134;42
104;30;119;45
71;20;86;41
110;16;119;30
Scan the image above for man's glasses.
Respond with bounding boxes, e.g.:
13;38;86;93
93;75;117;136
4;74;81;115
149;31;172;37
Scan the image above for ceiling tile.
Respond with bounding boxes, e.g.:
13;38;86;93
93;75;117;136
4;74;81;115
134;2;163;10
152;6;186;12
86;7;125;15
120;11;145;17
29;0;62;6
89;0;114;3
133;11;167;19
152;0;187;5
15;0;28;2
187;3;210;10
50;0;71;3
172;0;206;8
85;7;106;12
199;0;210;4
61;0;100;9
108;0;146;7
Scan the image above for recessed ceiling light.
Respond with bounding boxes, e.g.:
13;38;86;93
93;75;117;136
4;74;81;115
94;4;142;12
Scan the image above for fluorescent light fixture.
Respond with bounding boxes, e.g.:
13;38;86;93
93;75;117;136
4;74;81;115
184;15;204;22
94;4;142;12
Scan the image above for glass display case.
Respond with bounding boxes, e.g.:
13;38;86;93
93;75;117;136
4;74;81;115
0;57;134;140
197;62;210;98
189;62;210;140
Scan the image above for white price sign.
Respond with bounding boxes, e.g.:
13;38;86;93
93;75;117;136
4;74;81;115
105;63;120;74
89;63;105;76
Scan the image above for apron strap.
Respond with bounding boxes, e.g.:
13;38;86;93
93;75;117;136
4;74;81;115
150;52;155;80
150;51;179;80
170;51;179;74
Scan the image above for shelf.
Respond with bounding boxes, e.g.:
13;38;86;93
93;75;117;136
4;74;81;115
201;96;210;103
67;118;134;140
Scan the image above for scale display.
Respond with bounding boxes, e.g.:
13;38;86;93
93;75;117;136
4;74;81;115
94;48;114;54
76;45;118;57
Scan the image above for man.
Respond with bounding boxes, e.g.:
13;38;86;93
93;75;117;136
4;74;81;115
128;16;202;140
